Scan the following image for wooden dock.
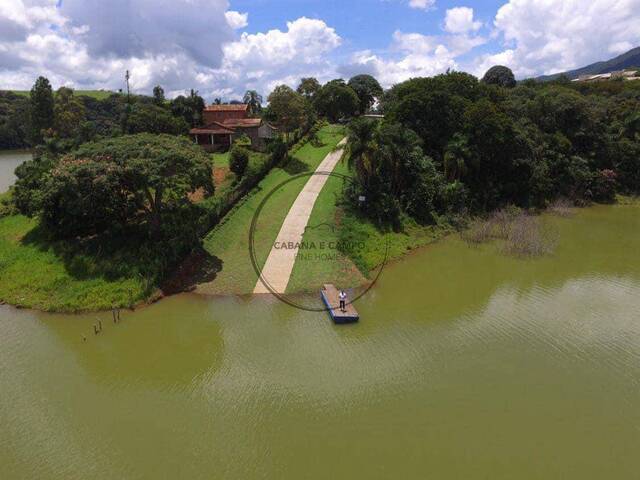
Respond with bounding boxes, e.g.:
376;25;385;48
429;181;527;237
320;284;359;324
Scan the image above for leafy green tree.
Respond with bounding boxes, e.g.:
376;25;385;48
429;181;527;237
314;79;359;122
29;76;55;144
24;134;213;239
348;74;383;113
53;87;86;138
125;103;188;135
13;151;58;216
267;85;308;141
296;77;321;100
229;146;249;178
0;91;30;149
242;90;263;116
153;85;165;106
443;133;470;181
171;89;204;127
481;65;517;88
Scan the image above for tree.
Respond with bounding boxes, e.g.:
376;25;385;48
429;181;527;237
171;89;204;127
53;87;86;139
314;79;359;122
125;103;189;135
29;76;55;144
296;77;321;100
482;65;517;88
242;90;263;116
229;145;249;178
153;85;165;106
25;134;213;239
267;85;308;141
348;74;383;113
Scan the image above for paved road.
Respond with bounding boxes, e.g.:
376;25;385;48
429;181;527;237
253;138;347;294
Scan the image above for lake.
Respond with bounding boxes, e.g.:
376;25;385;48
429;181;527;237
0;150;31;193
1;204;639;479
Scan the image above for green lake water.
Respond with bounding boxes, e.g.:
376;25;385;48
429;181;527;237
1;204;639;479
0;151;31;193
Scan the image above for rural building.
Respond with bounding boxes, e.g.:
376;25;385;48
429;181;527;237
573;69;640;83
190;104;277;151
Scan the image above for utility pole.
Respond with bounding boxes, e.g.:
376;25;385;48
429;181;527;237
125;70;131;103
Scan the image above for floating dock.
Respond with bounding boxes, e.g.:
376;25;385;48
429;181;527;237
320;284;359;324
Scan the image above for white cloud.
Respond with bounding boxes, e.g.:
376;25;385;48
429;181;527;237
444;7;481;34
0;2;342;100
481;0;640;78
213;17;342;97
342;29;486;88
409;0;436;10
225;10;248;30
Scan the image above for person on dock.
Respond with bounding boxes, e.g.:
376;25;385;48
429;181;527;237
339;290;347;312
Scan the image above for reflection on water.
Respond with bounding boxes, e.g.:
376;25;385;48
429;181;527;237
1;204;639;479
0;151;31;192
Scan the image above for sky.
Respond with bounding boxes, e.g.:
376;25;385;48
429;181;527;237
1;0;639;101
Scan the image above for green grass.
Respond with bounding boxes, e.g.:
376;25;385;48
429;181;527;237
7;89;115;100
211;151;230;169
286;156;367;293
0;215;150;312
198;125;345;295
336;211;452;275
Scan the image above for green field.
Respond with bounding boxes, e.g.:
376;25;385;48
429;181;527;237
198;125;345;295
7;89;115;100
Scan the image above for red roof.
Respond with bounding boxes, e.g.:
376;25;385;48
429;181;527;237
189;121;235;135
222;118;262;128
204;104;249;112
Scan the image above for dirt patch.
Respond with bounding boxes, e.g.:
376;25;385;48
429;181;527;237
213;167;230;186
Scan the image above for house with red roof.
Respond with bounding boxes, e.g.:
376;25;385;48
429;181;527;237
190;103;277;151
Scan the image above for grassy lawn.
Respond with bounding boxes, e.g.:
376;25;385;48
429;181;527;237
0;215;150;312
212;151;230;169
336;211;452;275
198;125;345;295
286;157;367;293
7;89;114;100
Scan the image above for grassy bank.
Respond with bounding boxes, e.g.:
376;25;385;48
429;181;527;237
0;215;151;312
0;127;341;312
197;124;345;295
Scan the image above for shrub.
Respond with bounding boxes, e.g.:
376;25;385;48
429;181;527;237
268;137;288;164
229;146;249;178
591;169;617;202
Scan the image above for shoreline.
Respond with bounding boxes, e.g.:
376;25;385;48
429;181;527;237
1;198;637;315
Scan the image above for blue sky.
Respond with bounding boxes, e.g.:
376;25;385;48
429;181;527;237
1;0;639;100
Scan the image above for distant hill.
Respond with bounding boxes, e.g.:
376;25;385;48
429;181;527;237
536;46;640;81
5;89;115;100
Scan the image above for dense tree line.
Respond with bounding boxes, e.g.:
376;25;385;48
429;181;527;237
346;68;640;227
262;74;383;143
0;77;205;151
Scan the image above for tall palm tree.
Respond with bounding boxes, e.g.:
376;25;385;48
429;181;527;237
242;90;263;116
346;117;379;189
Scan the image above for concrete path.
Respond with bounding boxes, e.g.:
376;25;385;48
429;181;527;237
253;138;346;294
